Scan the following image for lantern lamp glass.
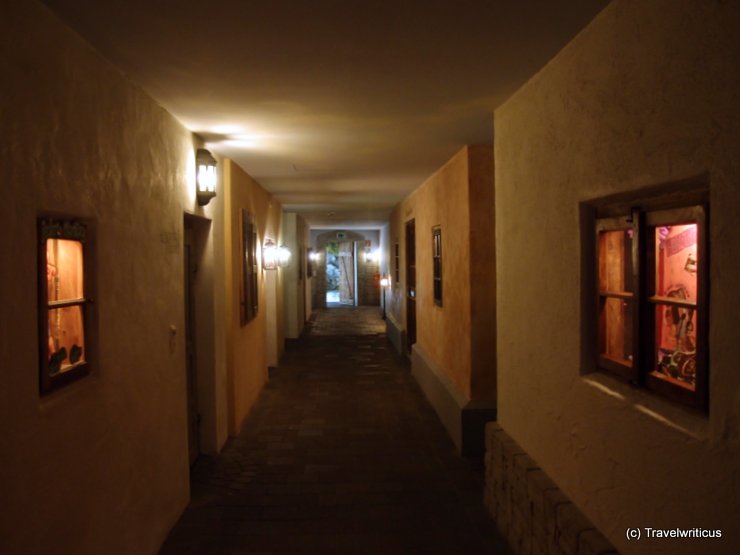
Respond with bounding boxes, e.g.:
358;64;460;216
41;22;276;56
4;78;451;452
263;239;278;270
196;149;217;205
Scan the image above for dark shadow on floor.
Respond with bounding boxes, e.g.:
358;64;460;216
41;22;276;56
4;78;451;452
160;334;511;554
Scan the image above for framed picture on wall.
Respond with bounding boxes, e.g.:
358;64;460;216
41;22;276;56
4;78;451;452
240;209;258;325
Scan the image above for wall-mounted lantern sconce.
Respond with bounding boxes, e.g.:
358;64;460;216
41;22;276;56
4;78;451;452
307;248;318;278
263;238;278;270
278;244;291;268
380;274;390;320
365;249;379;263
264;239;291;270
196;148;217;206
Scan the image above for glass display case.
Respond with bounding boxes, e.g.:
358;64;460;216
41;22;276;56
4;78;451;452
39;219;90;394
650;223;699;391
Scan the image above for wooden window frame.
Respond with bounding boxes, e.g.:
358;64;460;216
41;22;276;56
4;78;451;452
643;205;708;410
394;241;400;284
595;211;640;382
240;209;258;325
588;200;708;412
38;218;91;395
432;226;442;307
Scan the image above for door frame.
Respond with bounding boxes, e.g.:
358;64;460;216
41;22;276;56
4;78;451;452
405;219;417;354
182;213;219;460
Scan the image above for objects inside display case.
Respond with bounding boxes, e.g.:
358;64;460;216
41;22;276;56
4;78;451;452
651;223;698;390
45;238;86;375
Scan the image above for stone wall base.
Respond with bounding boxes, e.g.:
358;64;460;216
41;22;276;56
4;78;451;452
386;314;405;356
484;423;619;555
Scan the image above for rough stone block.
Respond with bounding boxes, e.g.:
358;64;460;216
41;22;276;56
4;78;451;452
500;435;526;460
510;505;531;542
531;538;549;555
555;502;594;554
578;529;619;555
513;453;539;483
543;489;571;536
531;524;551;555
483;424;617;555
484;492;497;519
519;531;533;555
492;455;505;487
529;472;558;525
546;540;568;555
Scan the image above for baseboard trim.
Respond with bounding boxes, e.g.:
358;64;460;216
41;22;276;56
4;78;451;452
385;314;405;355
411;344;496;457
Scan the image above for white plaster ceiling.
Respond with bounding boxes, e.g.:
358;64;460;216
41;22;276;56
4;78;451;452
42;0;610;228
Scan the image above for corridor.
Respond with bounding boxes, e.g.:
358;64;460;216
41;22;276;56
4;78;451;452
6;2;740;554
160;308;510;554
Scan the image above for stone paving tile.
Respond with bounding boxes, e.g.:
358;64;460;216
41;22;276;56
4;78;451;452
160;328;510;554
309;306;386;336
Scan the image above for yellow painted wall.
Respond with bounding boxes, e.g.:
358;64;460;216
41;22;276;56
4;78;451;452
389;146;495;401
495;1;740;553
224;160;283;435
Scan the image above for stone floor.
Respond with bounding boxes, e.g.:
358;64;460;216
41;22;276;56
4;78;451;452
160;310;510;554
309;306;387;336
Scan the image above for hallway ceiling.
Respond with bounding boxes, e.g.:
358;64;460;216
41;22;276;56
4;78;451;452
42;0;610;227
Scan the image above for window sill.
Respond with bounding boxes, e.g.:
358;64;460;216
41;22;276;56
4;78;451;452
582;372;709;441
38;372;100;413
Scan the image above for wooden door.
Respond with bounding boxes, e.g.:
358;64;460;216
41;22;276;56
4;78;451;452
338;239;355;305
405;219;416;353
183;225;200;465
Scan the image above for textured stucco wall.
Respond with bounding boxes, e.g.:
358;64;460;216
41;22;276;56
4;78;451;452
0;1;216;553
224;160;282;434
282;212;308;339
495;1;740;553
389;147;474;398
282;213;299;338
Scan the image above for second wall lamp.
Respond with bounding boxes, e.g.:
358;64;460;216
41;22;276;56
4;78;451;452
196;148;217;206
263;239;291;270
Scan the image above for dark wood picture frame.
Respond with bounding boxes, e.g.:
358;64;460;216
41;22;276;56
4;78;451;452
240;209;258;325
38;218;91;395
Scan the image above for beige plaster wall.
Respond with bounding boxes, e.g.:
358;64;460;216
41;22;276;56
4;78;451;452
282;212;308;339
0;1;221;552
389;147;474;398
494;1;740;553
224;160;282;434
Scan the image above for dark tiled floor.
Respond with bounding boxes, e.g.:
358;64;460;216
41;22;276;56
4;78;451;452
309;306;387;336
160;315;509;554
